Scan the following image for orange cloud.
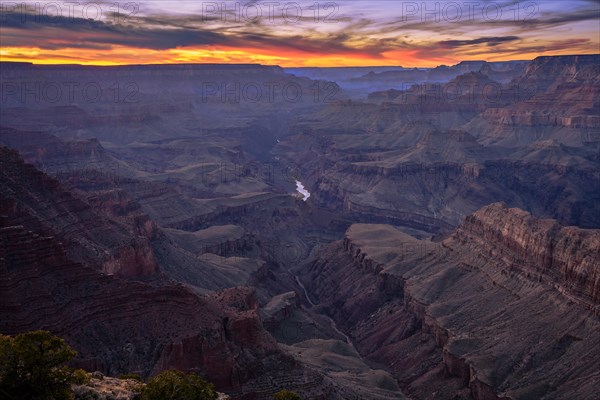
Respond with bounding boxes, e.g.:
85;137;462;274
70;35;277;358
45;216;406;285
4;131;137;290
0;45;397;67
1;0;598;67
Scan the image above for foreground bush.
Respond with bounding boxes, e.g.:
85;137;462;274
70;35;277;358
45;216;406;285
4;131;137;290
72;375;143;400
118;373;143;382
0;330;78;400
274;390;301;400
140;370;218;400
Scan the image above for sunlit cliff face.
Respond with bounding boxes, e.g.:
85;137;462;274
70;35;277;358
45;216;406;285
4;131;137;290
0;0;598;66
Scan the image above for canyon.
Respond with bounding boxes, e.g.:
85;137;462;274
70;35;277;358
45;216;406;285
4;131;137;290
298;204;600;399
0;54;599;399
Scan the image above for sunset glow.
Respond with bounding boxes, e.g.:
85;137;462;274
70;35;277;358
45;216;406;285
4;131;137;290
1;0;599;67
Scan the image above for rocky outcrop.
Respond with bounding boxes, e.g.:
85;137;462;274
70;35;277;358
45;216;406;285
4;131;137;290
309;156;600;232
0;146;158;278
0;222;347;399
0;145;359;399
300;207;600;400
277;56;600;234
0;224;255;387
2;55;598;399
353;60;527;87
472;54;600;136
260;291;301;331
450;202;600;310
515;55;600;93
72;373;231;400
480;109;600;128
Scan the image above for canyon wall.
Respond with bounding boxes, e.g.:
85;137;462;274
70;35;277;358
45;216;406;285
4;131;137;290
0;146;159;278
300;205;600;400
451;203;600;309
0;146;351;399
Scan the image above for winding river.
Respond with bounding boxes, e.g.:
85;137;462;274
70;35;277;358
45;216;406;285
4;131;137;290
295;180;311;201
291;180;353;345
294;275;352;346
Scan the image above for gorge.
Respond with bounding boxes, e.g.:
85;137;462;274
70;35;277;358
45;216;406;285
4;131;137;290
0;54;599;399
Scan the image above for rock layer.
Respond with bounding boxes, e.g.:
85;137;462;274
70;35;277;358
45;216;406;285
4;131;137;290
300;205;600;400
451;203;600;309
0;146;159;278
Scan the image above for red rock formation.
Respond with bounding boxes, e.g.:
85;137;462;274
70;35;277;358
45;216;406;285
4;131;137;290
301;206;600;400
0;223;282;393
0;145;354;399
0;221;353;399
0;146;158;278
476;54;600;131
450;202;600;310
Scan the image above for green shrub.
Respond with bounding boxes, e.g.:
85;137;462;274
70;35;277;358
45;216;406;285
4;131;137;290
0;330;78;400
73;369;91;385
140;370;218;400
274;390;301;400
118;373;143;382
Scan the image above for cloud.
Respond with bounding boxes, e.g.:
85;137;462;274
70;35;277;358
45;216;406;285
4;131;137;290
0;10;380;56
0;12;235;50
439;36;521;48
0;0;598;66
411;38;594;63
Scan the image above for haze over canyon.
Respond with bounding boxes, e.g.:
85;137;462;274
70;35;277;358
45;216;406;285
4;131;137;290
0;1;599;398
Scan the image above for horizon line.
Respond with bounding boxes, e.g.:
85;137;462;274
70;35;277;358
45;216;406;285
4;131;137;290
1;54;598;69
0;57;543;69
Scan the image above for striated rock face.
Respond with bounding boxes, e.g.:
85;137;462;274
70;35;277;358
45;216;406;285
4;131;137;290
260;291;301;331
0;146;159;278
302;232;470;400
1;55;598;398
0;223;290;395
516;55;600;93
0;220;346;399
276;57;600;236
0;146;362;399
300;205;600;400
470;54;600;138
451;202;600;308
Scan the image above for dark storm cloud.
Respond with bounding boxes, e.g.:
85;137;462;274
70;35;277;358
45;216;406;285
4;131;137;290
439;36;520;48
0;9;370;55
411;38;592;60
509;9;600;29
0;12;234;49
365;2;600;38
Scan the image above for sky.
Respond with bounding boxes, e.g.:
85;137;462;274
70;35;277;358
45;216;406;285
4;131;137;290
0;0;599;67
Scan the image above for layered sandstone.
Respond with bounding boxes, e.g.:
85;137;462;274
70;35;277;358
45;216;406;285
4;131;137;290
451;203;600;309
470;54;600;141
300;205;600;400
0;221;355;399
0;146;158;278
0;145;383;399
275;57;600;237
